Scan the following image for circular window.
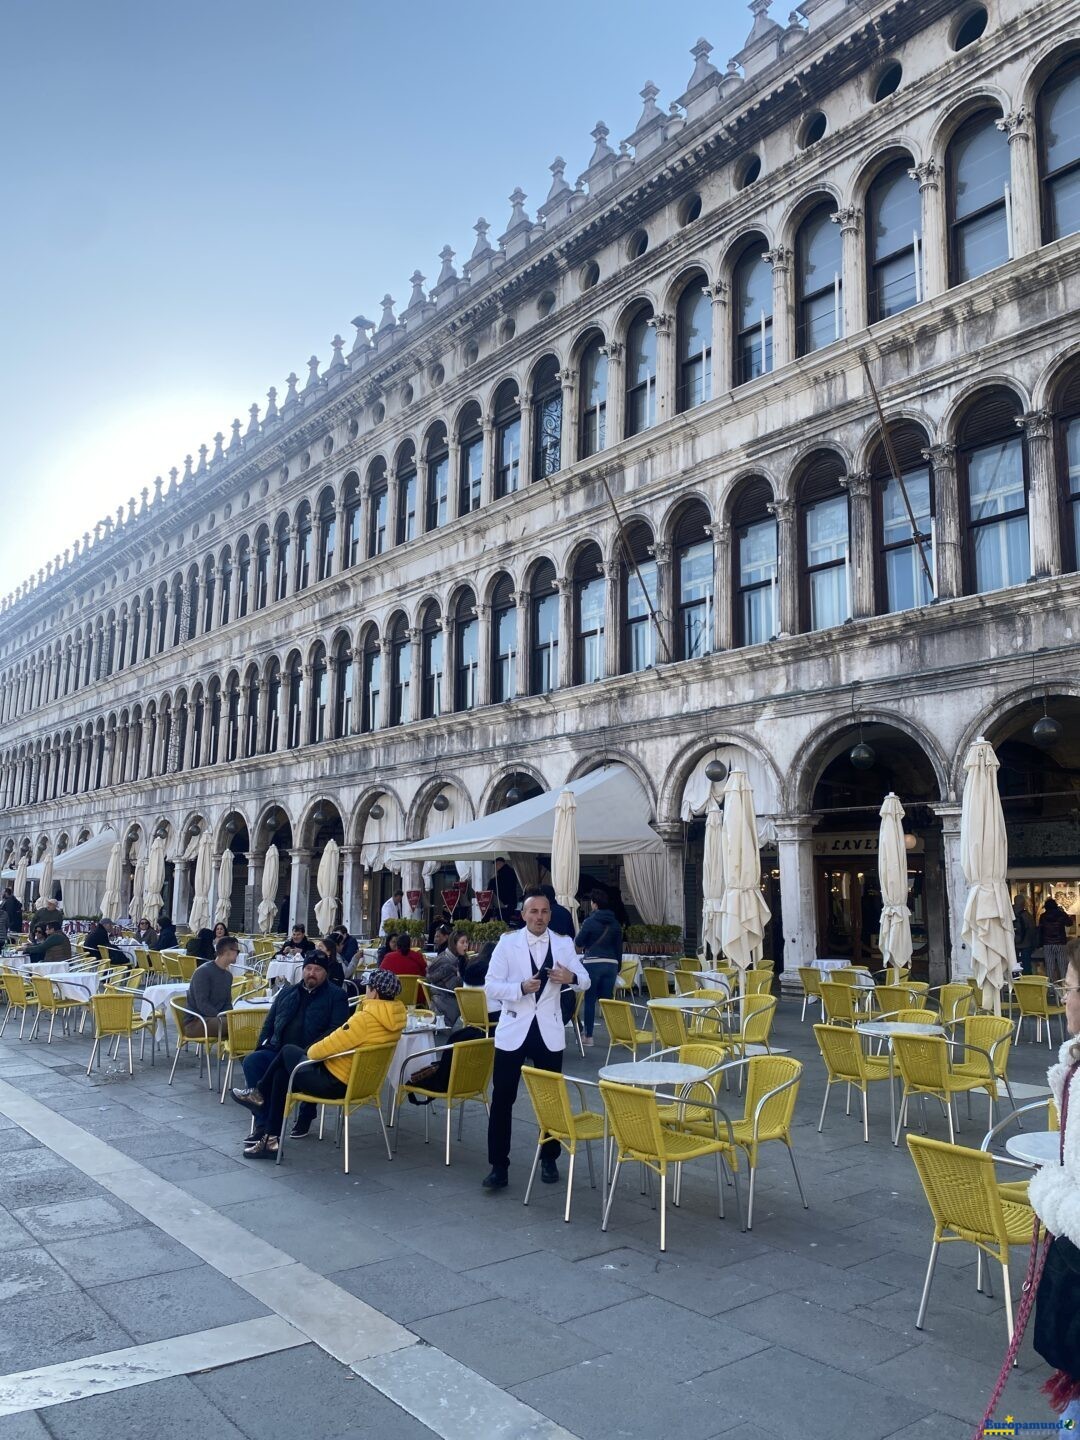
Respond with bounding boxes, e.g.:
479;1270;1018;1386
223;502;232;520
626;229;649;260
499;318;516;344
259;479;269;498
207;513;216;529
163;541;170;558
952;6;987;48
579;261;600;292
678;193;702;226
348;417;359;439
799;111;827;148
279;465;289;485
429;363;445;387
537;290;556;318
242;492;250;510
463;341;479;367
323;435;334;458
872;61;902;102
373;401;386;424
300;451;310;472
401;383;414;407
735;154;761;189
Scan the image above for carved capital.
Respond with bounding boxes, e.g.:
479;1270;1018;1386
648;541;672;565
921;443;956;472
840;470;873;500
763;245;793;272
1018;409;1053;441
602;341;624;362
706;520;731;543
767;498;795;523
557;367;577;390
512;589;529;609
908;158;941;193
703;281;729;304
832;205;861;235
996;106;1032;143
647;312;673;336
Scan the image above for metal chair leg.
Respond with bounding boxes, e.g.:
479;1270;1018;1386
788;1142;809;1209
915;1240;940;1329
601;1158;623;1231
818;1083;832;1133
376;1104;393;1161
523;1144;541;1207
564;1151;576;1223
659;1170;667;1251
1002;1262;1015;1344
862;1088;869;1143
445;1104;452;1166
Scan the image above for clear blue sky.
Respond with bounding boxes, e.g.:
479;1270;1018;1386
0;0;747;598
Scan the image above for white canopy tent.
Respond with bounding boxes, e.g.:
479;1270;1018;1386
388;766;663;869
26;828;117;917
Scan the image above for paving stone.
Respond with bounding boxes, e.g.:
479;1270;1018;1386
139;1147;254;1181
412;1295;606;1387
107;1126;217;1159
717;1291;917;1375
0;1243;79;1302
0;1166;103;1212
12;1195;141;1243
0;1413;53;1439
179;1166;293;1207
869;1341;1049;1424
0;1289;134;1374
0;1127;44;1152
0;1148;72;1180
565;1294;771;1378
40;1374;249;1440
883;1417;979;1440
330;1252;491;1323
216;1197;406;1272
715;1246;901;1314
86;1264;270;1343
576;1245;776;1316
465;1247;643;1322
395;1214;547;1272
0;1205;36;1251
44;1222;206;1286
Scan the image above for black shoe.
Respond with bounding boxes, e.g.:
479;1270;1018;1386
289;1118;313;1139
230;1086;264;1115
482;1167;509;1190
407;1093;434;1106
541;1159;559;1184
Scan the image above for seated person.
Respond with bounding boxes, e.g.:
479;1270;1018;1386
429;921;452;956
277;925;316;960
232;968;407;1158
425;929;470;1027
183;935;237;1038
85;918;129;967
461;940;501;1027
135;917;159;949
233;951;350;1147
186;927;216;961
213;921;231;942
333;926;360;976
24;918;72;963
380;931;427;979
155;917;178;950
313;935;345;987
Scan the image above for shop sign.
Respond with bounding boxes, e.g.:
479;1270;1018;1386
814;832;923;856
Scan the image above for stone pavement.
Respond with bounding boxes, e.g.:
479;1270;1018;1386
0;996;1064;1440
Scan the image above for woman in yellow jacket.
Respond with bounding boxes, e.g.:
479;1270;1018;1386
233;968;406;1157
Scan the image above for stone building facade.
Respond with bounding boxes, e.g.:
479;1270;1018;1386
2;0;1079;977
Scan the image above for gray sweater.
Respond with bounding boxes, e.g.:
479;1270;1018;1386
187;960;233;1019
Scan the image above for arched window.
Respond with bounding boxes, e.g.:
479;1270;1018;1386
286;652;304;748
254;528;270;609
958;390;1029;594
170;577;184;647
424;424;450;531
361;629;381;733
273;516;290;601
493;381;521;499
947;109;1010;283
235;538;250;619
244;667;259;758
453;589;479;711
1039;57;1080;242
115;612;127;675
201;561;215;634
796;201;842;354
332;636;353;738
673;501;714;660
316;489;336;582
420;604;443;718
191;686;205;767
797;453;850;631
579;332;608;459
368;459;389;557
625;307;657;437
264;660;281;752
172;697;187;773
156;584;169;652
490;574;517;702
676;276;712;412
866;158;922;320
1054;366;1080;572
309;644;328;743
870;424;935;612
218;549;232;626
619;522;658;674
457;403;483;515
207;680;222;765
343;475;362;566
388;616;410;725
532;357;563;479
732;237;773;386
529;561;559;694
731;479;778;646
141;594;153;661
224;673;239;762
294;501;312;590
129;711;142;782
395;444;418;544
571;545;605;685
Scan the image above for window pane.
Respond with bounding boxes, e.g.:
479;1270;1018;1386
680;355;710;411
498;419;521;495
578;576;605;683
1044;66;1080;174
882;469;931;545
536;394;562;476
973;514;1030;591
626;560;658;619
885;544;934;612
809;565;847;631
627;319;656;387
428;458;449;528
957;206;1009;281
679;540;713;658
806;494;848;566
870;168;921;263
968;437;1025;521
532;593;559;693
1067;418;1080;496
738;518;777;587
803;290;840;351
737;322;772;383
953;120;1010;219
462;438;483;512
741;585;775;646
737;253;772;330
1050;167;1080;242
399;476;417;541
875;252;918;318
801;208;841;288
582;347;608;411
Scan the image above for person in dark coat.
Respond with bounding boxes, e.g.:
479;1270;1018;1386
156;917;178;950
488;857;519;922
186;928;216;961
574;889;624;1046
538;884;575;938
1;889;23;934
235;951;351;1143
24;919;72;963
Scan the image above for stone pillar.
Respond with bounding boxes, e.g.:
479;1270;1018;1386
349;650;363;735
376;643;392;731
997;107;1039;258
769;499;798;636
237;686;250;760
910;159;945;299
275;675;288;753
334;501;347;576
775;817;818;974
289;847;312;934
558;369;578;467
842;472;874;618
605;343;626;446
475;602;492;707
710;520;732;651
174;862;192;926
202;568;216;635
933;804;968;979
602;561;619;678
407;628;422;722
480;420;495;509
833;207;865;336
923;443;962;599
140;719;154;778
653;822;686;931
1020;410;1061;579
649;542;674;663
244;852;260;933
518;389;533;488
706;282;729;399
254;679;268;755
181;703;195;772
229;559;243;623
104;731;117;789
513;590;530;698
765;246;793;370
447;437;462;521
340;845;363;936
300;663;314;745
556;578;573;689
651;312;675;425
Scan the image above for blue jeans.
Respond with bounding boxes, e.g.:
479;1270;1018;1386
583;961;618;1037
241;1046;315;1134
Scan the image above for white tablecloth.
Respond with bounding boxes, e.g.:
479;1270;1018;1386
14;966;102;1003
267;959;303;987
140;983;189;1028
391;1024;446;1087
813;959;874;988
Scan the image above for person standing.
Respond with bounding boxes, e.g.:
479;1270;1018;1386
380;887;405;930
574;889;623;1048
1013;896;1038;976
1040;897;1073;983
1;888;23;936
482;889;589;1191
538;883;574;938
488;858;519;923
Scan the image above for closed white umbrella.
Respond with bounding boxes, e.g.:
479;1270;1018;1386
960;739;1015;1015
188;831;213;933
144;836;166;920
39;848;54;905
214;849;234;928
258;844;280;933
720;771;771;994
314;839;341;934
877;793;913;983
130;854;146;926
99;842;123;920
701;802;724;962
13;854;28;910
551;789;580;930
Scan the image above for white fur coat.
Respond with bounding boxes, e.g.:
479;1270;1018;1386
1028;1040;1080;1246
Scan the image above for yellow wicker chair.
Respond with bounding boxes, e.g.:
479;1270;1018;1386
813;1023;892;1141
945;1015;1017;1115
394;973;422;1008
167;998;223;1090
86;991;159;1074
891;1032;998;1144
673;968;702;996
613;958;639;997
1011;977;1067;1048
933;983;975;1024
654;1042;731;1129
649;1004;689;1050
598;998;653;1064
392;1036;495;1165
177;954;197;983
725;996;778;1060
455;986;494;1034
278;1042;398;1172
641;966;671;1001
520;1067;606;1222
0;969;39;1039
907;1134;1036;1344
829;969;860;986
743;969;773;998
28;975;91;1042
797;966;823;1022
875;984;929;1018
819;981;860;1027
218;1006;269;1102
162;953;185;981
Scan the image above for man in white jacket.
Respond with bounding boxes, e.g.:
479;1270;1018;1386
482;889;590;1191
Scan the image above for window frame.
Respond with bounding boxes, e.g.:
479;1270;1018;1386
795;202;843;357
732;239;773;386
958;401;1030;595
866;158;923;323
1038;56;1080;244
675;279;712;414
946;109;1010;286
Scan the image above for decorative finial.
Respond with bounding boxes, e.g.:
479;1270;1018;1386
470;218;491;259
436;246;457;286
127;497;136;521
265;385;279;421
636;82;663;130
283;372;300;410
588;121;615;166
115;505;124;527
196;443;208;474
303;356;321;392
229;418;243;451
504;188;529;232
246;403;260;436
326;334;346;372
407;272;426;307
377;295;396;331
153;475;164;504
140;487;149;514
688;37;718;89
212;431;225;463
182;455;193;483
350;316;375;355
168;466;180;495
545;157;569;203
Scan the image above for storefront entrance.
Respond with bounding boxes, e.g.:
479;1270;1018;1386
814;847;927;970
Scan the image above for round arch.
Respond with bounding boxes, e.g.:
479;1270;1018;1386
480;764;548;816
787;710;949;815
940;376;1032;439
564;750;658;813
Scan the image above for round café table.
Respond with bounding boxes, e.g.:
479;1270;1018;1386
1005;1130;1059;1167
856;1020;944;1145
598;1059;713;1205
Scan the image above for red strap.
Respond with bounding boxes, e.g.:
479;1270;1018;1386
973;1216;1048;1440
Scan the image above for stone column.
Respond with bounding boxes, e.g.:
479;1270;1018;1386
237;685;250;760
334;501;347;576
480;420;495;509
706;282;729;399
181;704;195;772
833;206;865;336
1020;410;1061;579
407;628;422;722
275;674;289;753
285;526;299;597
300;664;314;745
229;558;243;622
923;443;962;599
255;679;269;755
769;499;798;636
558;369;578;467
933;804;969;979
554;578;573;690
605;343;626;446
475;602;492;708
648;542;674;663
602;561;619;678
910;159;945;299
139;718;154;778
447;437;462;521
289;848;312;934
376;643;392;731
340;845;363;936
513;590;530;698
202;568;216;635
653;822;686;931
651;312;675;425
104;731;117;789
841;472;874;619
349;650;363;735
244;852;260;933
710;520;732;651
775;817;818;974
765;246;793;370
997;106;1039;258
518;389;533;489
